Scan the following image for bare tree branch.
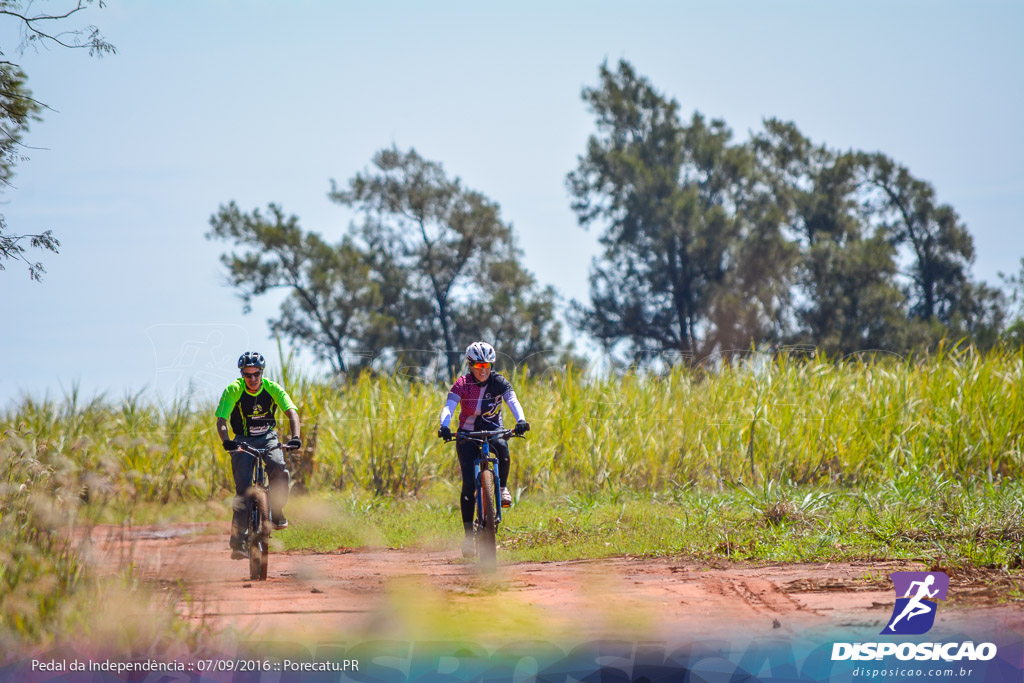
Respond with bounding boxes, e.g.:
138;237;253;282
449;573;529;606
1;2;116;56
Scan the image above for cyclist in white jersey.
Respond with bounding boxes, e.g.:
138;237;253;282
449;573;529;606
437;342;530;557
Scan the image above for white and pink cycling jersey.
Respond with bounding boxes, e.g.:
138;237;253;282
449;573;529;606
439;372;526;432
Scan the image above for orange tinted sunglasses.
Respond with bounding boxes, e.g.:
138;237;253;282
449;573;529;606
470;362;491;369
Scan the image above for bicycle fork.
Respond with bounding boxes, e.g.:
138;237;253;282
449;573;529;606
248;457;267;542
474;441;503;527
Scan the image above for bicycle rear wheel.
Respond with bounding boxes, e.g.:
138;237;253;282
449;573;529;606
247;487;270;581
477;469;497;572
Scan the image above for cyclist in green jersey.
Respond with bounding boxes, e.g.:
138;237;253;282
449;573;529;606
216;351;301;559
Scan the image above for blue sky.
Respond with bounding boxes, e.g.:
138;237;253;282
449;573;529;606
2;1;1022;407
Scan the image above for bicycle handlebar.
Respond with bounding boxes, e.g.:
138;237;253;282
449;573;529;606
235;442;300;457
443;429;523;444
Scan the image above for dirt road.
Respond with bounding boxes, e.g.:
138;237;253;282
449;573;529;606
91;523;1023;645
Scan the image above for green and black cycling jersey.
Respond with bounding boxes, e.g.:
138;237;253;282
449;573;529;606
215;378;296;437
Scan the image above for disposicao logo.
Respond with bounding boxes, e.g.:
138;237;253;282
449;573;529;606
881;571;949;635
831;570;998;663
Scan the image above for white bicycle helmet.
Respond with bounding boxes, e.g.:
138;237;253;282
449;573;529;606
465;341;496;364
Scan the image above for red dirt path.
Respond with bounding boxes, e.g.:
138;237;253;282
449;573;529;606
88;523;1024;644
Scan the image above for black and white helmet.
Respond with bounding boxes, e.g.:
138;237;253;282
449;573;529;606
237;351;267;370
465;341;496;364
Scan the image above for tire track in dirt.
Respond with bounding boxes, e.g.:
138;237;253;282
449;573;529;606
704;577;808;618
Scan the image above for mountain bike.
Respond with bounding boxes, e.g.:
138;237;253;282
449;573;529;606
235;441;298;581
445;428;524;572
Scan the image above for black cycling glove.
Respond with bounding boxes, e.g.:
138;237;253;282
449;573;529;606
222;439;239;451
438;425;452;440
514;420;530;436
286;437;302;450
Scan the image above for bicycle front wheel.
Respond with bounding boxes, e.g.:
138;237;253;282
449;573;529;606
477;469;497;572
247;487;270;581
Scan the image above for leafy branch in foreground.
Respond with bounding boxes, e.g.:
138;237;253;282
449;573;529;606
0;0;114;281
0;215;59;281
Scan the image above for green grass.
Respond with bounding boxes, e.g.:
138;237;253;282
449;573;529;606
5;345;1024;504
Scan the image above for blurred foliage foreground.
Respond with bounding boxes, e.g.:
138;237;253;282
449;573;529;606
2;347;1023;652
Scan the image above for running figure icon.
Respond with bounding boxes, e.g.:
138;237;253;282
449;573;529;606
881;571;949;635
887;575;937;630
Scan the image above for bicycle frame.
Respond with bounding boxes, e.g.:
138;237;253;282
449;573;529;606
251;449;267;530
237;443;298;520
234;440;297;581
251;447;267;489
443;428;523;570
475;438;503;527
453;429;521;524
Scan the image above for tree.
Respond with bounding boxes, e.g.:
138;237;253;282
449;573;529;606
571;61;1006;359
455;243;562;368
705;130;800;356
330;146;562;377
996;259;1024;348
568;60;795;365
0;0;114;280
210;148;564;378
860;152;1000;340
754;120;910;354
207;202;383;375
